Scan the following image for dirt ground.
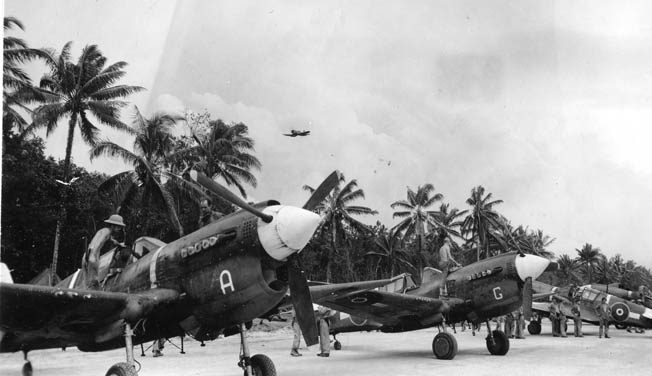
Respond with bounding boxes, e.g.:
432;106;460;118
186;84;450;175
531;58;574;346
1;322;649;376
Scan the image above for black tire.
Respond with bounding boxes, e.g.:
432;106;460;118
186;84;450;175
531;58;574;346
250;354;276;376
334;340;342;351
22;361;33;376
106;362;137;376
527;321;542;335
486;330;510;356
432;332;458;360
615;323;628;330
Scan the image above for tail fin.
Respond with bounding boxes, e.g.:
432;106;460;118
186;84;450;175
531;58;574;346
0;262;14;284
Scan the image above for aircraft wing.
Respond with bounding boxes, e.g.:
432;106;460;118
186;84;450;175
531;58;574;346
311;281;449;326
0;283;179;351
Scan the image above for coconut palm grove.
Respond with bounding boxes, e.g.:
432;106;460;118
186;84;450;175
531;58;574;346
2;16;651;292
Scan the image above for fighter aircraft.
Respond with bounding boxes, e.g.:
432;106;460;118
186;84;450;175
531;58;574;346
0;170;340;376
587;283;652;309
309;251;550;359
283;129;310;137
529;281;652;334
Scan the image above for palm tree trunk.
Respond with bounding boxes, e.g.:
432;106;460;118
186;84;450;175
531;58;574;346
50;113;77;284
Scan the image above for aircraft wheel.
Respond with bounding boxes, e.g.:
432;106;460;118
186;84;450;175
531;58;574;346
527;321;541;335
105;362;137;376
250;354;276;376
615;323;627;330
432;332;457;360
22;361;32;376
486;330;510;356
334;340;342;351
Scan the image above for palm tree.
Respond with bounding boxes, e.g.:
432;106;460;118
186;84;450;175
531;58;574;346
91;107;191;236
391;184;444;273
30;43;143;281
172;119;260;198
3;17;48;133
305;174;378;282
365;226;413;278
504;226;555;259
433;203;467;239
575;243;603;284
461;185;505;261
556;254;579;285
594;257;616;285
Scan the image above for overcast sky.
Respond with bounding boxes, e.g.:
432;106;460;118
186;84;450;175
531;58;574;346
5;0;652;267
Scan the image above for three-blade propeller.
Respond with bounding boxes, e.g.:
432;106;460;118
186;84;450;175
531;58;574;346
287;170;341;346
188;170;340;347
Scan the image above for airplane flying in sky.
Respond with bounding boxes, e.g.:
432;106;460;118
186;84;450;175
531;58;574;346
283;130;310;137
309;252;550;359
0;170;340;376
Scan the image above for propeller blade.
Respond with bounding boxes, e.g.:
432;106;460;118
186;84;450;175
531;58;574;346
303;170;341;211
287;254;319;346
188;170;273;223
523;277;533;321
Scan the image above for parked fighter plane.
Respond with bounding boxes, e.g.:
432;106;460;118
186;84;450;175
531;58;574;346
309;252;550;359
0;170;340;376
529;281;652;334
283;130;310;137
587;284;652;309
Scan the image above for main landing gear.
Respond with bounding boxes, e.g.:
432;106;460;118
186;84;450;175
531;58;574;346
485;320;509;356
105;322;138;376
432;321;458;360
332;334;342;351
237;323;276;376
527;319;542;335
21;351;32;376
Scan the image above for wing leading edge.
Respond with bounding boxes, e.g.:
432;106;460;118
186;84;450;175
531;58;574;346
0;283;179;352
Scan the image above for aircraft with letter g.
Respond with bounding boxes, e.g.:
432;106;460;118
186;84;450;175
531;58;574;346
309;251;550;359
0;170;341;376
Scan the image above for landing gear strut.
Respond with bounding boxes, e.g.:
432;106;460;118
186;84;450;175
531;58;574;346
237;323;276;376
105;322;138;376
21;351;32;376
485;320;509;356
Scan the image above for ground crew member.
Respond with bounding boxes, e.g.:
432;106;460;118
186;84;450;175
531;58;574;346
198;199;224;228
437;233;460;273
152;338;165;357
557;300;568;338
504;312;515;338
83;214;128;288
316;305;334;357
290;310;302;357
571;299;583;337
514;307;525;339
549;299;560;337
595;297;610;338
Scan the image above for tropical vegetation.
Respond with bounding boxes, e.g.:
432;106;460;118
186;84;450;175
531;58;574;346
2;16;651;293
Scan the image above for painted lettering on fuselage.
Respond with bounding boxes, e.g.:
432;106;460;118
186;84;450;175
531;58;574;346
493;286;503;300
220;270;235;294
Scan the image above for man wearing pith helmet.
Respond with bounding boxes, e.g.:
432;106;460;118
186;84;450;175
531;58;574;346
81;214;128;288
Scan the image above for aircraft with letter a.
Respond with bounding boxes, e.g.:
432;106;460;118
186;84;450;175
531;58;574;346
0;170;340;376
309;251;550;359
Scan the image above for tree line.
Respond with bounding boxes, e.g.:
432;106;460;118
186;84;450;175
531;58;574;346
3;17;651;292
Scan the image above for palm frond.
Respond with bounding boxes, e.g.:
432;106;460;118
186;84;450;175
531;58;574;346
90;140;139;165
